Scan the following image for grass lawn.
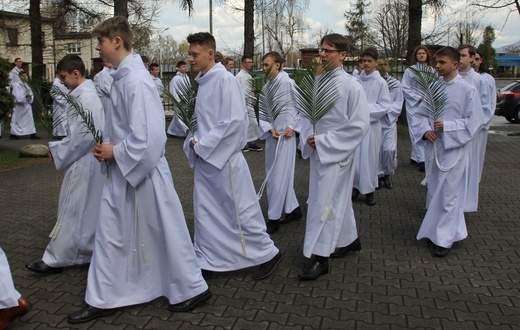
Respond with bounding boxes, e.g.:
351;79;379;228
0;149;50;171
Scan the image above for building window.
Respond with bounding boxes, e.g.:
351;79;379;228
68;42;81;54
5;28;18;46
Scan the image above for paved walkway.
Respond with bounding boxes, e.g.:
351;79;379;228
1;122;520;329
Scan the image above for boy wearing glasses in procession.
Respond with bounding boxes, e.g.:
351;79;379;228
298;34;369;281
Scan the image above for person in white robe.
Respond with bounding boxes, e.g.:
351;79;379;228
298;34;370;281
351;59;363;78
353;48;391;206
258;51;301;234
402;46;436;171
413;46;484;258
51;75;69;139
68;17;210;324
457;45;492;213
183;32;281;280
25;55;105;275
10;71;39;139
166;61;189;137
473;50;497;184
236;55;263;152
8;58;23;88
93;60;113;115
149;63;164;102
0;246;31;328
378;73;403;189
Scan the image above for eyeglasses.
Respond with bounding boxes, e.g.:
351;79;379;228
319;48;342;55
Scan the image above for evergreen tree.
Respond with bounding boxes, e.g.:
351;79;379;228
0;57;15;121
477;25;497;73
344;0;374;56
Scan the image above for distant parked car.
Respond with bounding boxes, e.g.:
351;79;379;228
495;80;520;123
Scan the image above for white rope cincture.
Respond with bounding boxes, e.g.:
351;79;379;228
229;152;247;256
421;140;463;186
321;163;339;222
49;162;77;239
132;186;147;266
257;134;284;199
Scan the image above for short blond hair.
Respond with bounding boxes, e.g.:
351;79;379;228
92;16;133;51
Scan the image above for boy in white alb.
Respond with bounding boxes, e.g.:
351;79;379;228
68;16;210;324
25;54;105;276
183;32;281;280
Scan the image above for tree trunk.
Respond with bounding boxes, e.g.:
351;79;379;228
29;0;44;82
406;0;422;62
244;0;254;57
114;0;129;18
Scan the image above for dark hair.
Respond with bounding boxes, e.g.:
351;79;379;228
458;44;476;57
14;58;21;63
141;55;150;65
361;47;379;60
187;32;216;51
320;33;349;52
412;45;430;65
262;51;284;71
176;60;187;67
435;46;460;62
148;63;159;71
224;57;234;65
57;54;86;76
241;55;252;62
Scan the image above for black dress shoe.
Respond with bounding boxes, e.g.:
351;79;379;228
418;162;425;172
432;245;451;258
352;188;360;200
284;206;302;223
382;175;393;189
168;289;212;312
9;134;19;140
330;238;362;258
365;192;376;206
30;134;41;140
252;251;282;280
266;220;280;234
67;304;116;324
25;261;63;275
298;260;329;281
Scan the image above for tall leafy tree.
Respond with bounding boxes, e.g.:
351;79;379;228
344;0;374;56
477;25;497;71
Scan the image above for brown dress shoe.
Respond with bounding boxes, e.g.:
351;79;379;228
0;296;32;329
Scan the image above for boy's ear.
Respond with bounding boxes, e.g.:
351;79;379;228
113;36;123;50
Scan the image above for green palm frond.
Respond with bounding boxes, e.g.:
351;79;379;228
293;63;339;132
50;85;108;178
384;74;399;92
408;66;448;121
163;76;198;135
258;76;291;125
50;86;102;143
250;69;270;122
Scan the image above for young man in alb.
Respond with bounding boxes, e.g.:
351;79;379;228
68;16;210;324
167;60;189;137
352;47;391;206
258;51;301;234
235;55;263;152
26;54;105;276
183;32;282;281
298;33;369;281
457;44;492;212
413;46;483;257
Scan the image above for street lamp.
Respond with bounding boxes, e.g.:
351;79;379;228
159;27;170;79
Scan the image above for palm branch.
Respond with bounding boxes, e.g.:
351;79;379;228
408;65;447;121
163;76;198;135
292;62;339;133
249;69;270;123
50;85;108;177
384;74;400;93
257;76;291;126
